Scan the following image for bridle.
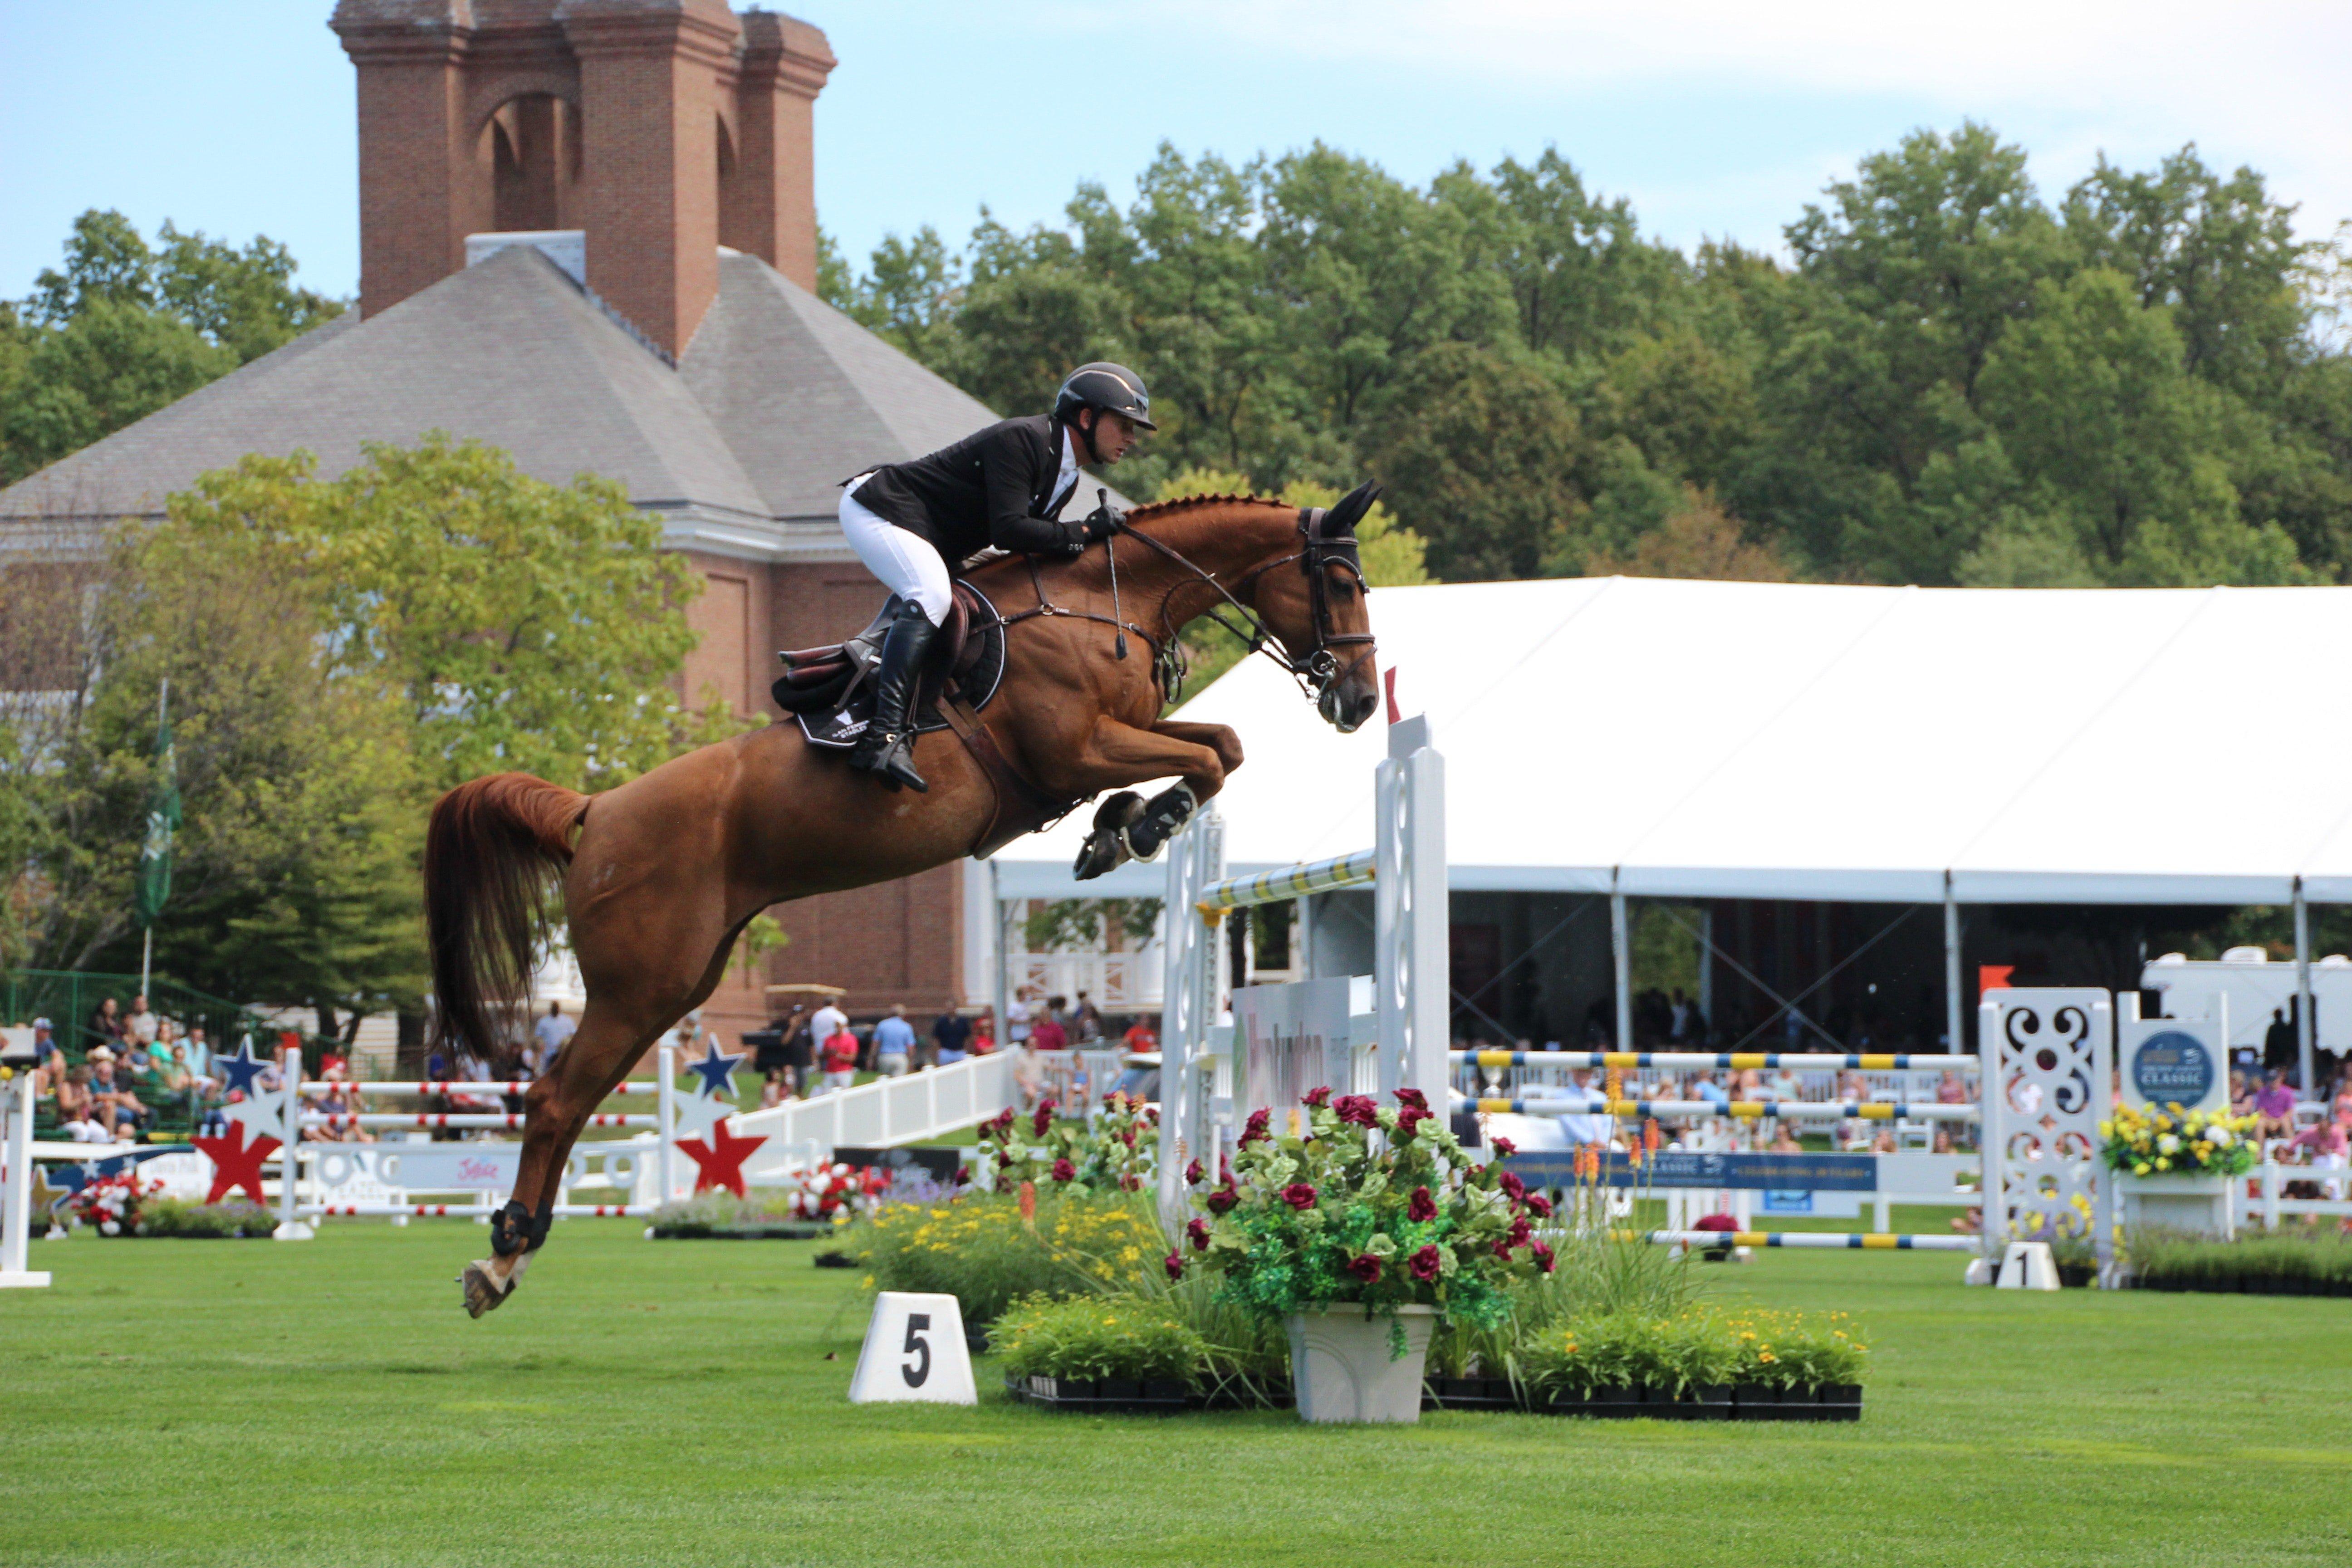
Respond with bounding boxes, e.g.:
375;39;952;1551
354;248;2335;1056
1000;501;1375;708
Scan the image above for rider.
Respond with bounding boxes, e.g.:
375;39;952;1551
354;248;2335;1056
836;362;1154;791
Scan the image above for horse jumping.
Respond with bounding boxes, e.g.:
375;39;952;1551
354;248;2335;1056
424;488;1383;1315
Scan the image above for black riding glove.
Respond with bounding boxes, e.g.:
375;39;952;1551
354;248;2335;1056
1080;494;1123;544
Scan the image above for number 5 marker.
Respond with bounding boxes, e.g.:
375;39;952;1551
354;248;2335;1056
849;1291;975;1405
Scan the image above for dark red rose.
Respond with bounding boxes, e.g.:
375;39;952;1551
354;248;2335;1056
1033;1099;1057;1137
1531;1240;1556;1274
1333;1094;1378;1127
956;1165;971;1186
1406;1185;1437;1223
1407;1244;1444;1283
1499;1171;1527;1203
1303;1085;1333;1109
1146;1106;1160;1124
1187;1216;1212;1252
1120;1128;1137;1147
1050;1157;1076;1183
1205;1185;1240;1215
1279;1182;1318;1211
1239;1107;1272;1147
1395;1107;1430;1140
1165;1251;1185;1281
1347;1253;1382;1283
1508;1215;1534;1247
1393;1087;1429;1112
1526;1194;1553;1219
996;1150;1016;1170
1120;1174;1141;1191
1185;1158;1205;1186
1490;1137;1517;1159
985;1108;1015;1137
1492;1237;1517;1260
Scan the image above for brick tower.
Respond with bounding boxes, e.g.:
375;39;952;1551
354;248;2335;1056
330;0;834;357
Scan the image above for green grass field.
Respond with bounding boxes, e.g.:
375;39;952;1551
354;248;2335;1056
8;1220;2349;1568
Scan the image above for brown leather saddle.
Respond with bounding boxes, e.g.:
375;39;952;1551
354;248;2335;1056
772;582;1006;744
772;583;1079;856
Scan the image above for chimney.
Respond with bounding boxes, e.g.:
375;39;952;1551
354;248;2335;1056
331;1;835;355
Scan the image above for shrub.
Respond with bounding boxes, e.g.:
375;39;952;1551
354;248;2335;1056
2132;1227;2352;1289
841;1191;1163;1326
136;1198;275;1238
989;1294;1205;1383
1519;1307;1868;1395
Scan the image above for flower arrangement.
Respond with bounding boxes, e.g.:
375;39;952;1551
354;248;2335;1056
2099;1104;2258;1178
988;1293;1206;1383
846;1190;1165;1326
1519;1308;1868;1396
1176;1088;1552;1329
975;1092;1155;1195
785;1161;892;1221
67;1172;162;1236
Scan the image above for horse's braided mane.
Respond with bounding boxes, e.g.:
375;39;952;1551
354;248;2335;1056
1121;491;1289;524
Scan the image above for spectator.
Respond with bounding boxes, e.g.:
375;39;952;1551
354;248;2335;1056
1694;1071;1730;1110
29;1019;62;1097
1931;1126;1957;1155
1764;1064;1803;1103
1766;1123;1804;1154
779;1006;814;1097
1121;1014;1158;1054
1029;1006;1068;1053
874;1004;916;1077
2264;1006;2298;1076
534;1001;576;1071
760;1069;790;1109
809;996;849;1058
87;1049;147;1137
1936;1069;1970;1105
2230;1070;2256;1116
818;1020;859;1092
89;996;123;1046
932;1004;972;1067
1006;986;1034;1049
126;994;159;1048
55;1066;113;1143
1072;992;1104;1044
971;1010;997;1054
2255;1068;2298;1142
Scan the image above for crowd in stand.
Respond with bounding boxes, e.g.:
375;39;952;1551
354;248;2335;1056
25;997;232;1144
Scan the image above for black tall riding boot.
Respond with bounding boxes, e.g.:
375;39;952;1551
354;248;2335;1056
848;605;936;792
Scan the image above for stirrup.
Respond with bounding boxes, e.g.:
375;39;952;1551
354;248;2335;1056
851;727;928;793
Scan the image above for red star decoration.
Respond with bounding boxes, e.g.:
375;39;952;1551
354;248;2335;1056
675;1121;767;1198
191;1122;282;1204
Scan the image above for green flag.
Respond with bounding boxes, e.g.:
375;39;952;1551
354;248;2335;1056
134;686;180;929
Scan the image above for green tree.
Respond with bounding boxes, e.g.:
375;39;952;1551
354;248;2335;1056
3;209;342;483
167;435;729;793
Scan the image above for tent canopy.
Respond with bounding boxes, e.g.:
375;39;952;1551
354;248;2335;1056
993;577;2352;906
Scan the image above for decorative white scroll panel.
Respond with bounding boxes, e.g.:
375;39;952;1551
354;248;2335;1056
1980;988;2112;1259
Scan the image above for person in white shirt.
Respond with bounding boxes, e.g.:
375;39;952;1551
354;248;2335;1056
533;1002;577;1071
126;995;159;1047
809;1000;848;1054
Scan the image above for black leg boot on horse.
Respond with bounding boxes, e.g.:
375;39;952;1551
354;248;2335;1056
848;604;936;792
460;1198;551;1318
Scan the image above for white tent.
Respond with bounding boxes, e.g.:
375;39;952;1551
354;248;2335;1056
990;577;2352;1081
997;576;2352;906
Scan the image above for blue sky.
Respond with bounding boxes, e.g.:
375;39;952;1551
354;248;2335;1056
4;1;2347;305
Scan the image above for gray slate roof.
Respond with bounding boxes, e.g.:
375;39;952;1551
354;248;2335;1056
0;244;1114;558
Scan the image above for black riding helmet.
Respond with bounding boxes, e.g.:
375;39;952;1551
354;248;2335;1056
1054;362;1158;431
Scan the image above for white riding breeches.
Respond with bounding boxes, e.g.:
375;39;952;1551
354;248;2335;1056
838;475;952;626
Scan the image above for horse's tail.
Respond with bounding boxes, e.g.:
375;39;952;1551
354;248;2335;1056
423;773;589;1059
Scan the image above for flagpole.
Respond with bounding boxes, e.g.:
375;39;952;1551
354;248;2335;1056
140;678;169;1000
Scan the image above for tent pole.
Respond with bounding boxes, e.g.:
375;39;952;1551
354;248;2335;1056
2294;878;2314;1093
1943;873;1963;1055
1611;877;1632;1051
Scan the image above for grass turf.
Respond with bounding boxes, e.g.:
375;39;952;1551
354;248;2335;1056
7;1219;2348;1568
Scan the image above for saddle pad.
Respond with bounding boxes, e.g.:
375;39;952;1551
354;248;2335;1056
794;582;1008;751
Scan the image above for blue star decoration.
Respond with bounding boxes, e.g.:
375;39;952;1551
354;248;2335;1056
686;1041;746;1101
216;1039;270;1098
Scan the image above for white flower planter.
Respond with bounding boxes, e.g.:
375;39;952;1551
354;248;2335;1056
1286;1305;1436;1424
2116;1171;2235;1240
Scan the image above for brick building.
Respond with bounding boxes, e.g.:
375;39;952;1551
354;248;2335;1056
0;0;1071;1040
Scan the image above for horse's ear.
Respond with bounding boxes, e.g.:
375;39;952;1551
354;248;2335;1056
1324;481;1381;535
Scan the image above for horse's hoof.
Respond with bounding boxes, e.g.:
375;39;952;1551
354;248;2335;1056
1072;830;1124;882
460;1261;512;1319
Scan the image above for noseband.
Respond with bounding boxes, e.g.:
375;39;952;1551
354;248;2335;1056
1112;506;1375;706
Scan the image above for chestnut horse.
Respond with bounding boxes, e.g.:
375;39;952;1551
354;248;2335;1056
425;487;1383;1315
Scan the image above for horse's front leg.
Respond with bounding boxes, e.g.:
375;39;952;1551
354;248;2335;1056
1049;717;1236;882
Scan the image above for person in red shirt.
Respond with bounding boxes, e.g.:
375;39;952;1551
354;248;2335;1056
1122;1016;1158;1053
1029;1012;1068;1053
820;1026;860;1092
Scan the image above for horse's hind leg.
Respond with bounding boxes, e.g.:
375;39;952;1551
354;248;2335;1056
460;1005;661;1318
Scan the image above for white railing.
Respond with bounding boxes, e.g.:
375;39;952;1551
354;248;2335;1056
1012;951;1161;1009
731;1051;1018;1181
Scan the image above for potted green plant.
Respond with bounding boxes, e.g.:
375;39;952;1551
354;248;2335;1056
2102;1104;2254;1240
1176;1088;1551;1424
